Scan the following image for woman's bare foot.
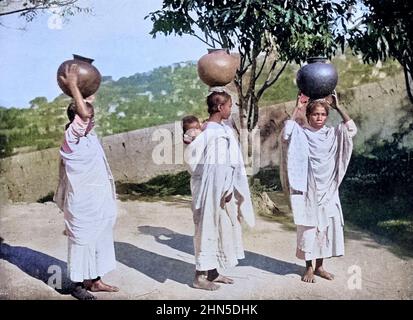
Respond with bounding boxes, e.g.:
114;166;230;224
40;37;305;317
71;285;96;300
212;274;234;284
84;279;119;292
301;266;316;283
314;266;334;280
193;274;220;291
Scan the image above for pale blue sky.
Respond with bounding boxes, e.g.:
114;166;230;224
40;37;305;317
0;0;207;108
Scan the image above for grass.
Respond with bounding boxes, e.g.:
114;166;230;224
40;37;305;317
250;165;413;253
115;171;191;201
37;191;54;203
340;179;413;252
57;155;413;253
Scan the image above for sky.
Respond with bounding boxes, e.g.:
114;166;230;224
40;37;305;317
0;0;207;108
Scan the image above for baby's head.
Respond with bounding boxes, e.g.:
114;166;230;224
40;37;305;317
182;115;201;132
182;115;202;144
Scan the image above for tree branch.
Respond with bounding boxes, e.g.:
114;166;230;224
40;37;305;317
192;33;215;47
254;50;269;82
0;0;79;16
0;6;46;16
245;46;260;129
182;8;222;48
192;22;222;47
245;45;259;101
237;45;251;76
257;60;289;100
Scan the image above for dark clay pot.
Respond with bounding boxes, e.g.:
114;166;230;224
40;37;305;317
197;48;239;86
57;54;101;98
296;57;338;99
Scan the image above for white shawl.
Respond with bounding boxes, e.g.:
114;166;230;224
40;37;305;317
184;121;255;228
54;126;116;246
282;119;357;230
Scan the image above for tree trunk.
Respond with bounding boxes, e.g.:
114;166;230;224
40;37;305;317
237;94;261;176
403;62;413;105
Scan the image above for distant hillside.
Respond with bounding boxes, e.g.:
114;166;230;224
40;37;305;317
0;51;402;158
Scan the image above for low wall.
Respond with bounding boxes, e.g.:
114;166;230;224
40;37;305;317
1;73;411;203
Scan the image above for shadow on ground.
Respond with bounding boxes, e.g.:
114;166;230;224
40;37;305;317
0;240;72;295
114;242;194;286
0;225;305;294
137;226;305;276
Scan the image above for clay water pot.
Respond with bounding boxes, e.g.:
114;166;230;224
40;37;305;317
197;48;239;86
57;54;101;98
296;57;338;99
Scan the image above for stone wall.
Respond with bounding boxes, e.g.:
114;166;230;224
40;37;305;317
257;72;412;167
0;122;187;203
1;73;411;203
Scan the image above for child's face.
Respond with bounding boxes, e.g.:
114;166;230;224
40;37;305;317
187;121;201;130
308;105;328;130
218;99;232;120
186;128;202;138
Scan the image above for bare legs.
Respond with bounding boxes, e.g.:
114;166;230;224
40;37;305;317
71;277;119;300
71;282;96;300
193;270;220;291
207;268;234;284
301;259;334;283
193;269;234;290
302;260;316;283
84;276;119;292
314;259;334;280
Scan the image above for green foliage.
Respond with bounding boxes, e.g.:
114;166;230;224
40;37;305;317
0;0;92;21
259;48;402;105
92;63;209;137
345;0;412;64
252;136;413;251
0;62;210;157
251;167;282;192
147;0;350;60
37;191;55;203
341;133;413;251
0;53;402;158
344;0;413;102
147;0;354;130
116;171;191;200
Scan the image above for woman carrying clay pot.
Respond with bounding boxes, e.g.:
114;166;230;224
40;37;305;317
54;64;119;299
281;92;357;283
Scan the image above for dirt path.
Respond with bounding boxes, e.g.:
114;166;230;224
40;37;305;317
0;199;412;300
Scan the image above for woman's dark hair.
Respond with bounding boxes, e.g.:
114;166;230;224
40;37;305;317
65;103;76;130
306;99;330;119
206;91;231;115
64;102;94;130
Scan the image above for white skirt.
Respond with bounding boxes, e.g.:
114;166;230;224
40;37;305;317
67;219;116;282
193;200;244;271
296;215;344;261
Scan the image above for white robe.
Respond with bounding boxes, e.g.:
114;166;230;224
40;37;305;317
281;119;357;259
184;121;255;271
54;115;117;281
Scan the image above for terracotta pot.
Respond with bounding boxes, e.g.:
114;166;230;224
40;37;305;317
57;54;101;98
296;57;338;99
197;49;238;86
